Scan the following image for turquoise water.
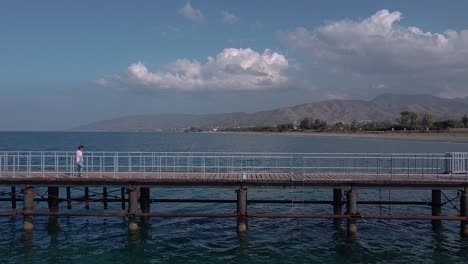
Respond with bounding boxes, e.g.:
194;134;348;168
1;132;468;263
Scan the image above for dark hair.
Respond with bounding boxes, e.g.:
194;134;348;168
78;145;84;150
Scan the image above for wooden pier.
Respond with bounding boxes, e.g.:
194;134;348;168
1;151;468;237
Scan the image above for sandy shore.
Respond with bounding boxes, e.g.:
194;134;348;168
209;131;468;143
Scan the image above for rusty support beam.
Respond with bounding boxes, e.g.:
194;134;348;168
1;211;467;220
0;197;433;205
0;197;438;206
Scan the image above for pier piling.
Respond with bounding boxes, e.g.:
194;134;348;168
128;187;140;232
103;187;108;209
23;187;35;231
84;187;90;209
121;187;126;210
333;189;342;227
461;189;468;237
431;190;442;228
140;187;150;213
346;189;358;235
66;187;72;209
47;187;59;224
236;187;248;234
11;186;16;209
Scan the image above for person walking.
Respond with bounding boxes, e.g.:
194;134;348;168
76;145;84;177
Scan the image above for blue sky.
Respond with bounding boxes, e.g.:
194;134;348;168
1;0;468;130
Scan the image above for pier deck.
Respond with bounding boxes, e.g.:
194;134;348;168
1;171;467;189
1;151;468;236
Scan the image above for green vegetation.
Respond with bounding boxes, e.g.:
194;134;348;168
194;112;468;134
421;112;432;129
462;114;468;128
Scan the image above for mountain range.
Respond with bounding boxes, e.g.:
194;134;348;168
75;94;468;131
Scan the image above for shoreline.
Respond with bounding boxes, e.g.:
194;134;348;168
208;131;468;143
3;130;467;143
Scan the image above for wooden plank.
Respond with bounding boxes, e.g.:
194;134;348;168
1;170;468;189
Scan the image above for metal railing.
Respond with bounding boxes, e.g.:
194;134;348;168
0;151;466;179
446;152;468;174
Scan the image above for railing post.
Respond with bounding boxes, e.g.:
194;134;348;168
445;152;452;174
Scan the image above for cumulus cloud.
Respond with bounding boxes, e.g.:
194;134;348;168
99;48;289;92
178;2;204;23
280;9;468;98
222;11;238;24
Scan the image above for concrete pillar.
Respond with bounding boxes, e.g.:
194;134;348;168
431;190;442;228
23;187;35;231
460;190;468;237
128;187;140;232
66;187;72;209
236;187;248;234
47;187;59;224
346;189;358;235
103;187;108;209
11;186;16;209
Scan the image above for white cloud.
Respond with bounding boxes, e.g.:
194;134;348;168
99;48;289;92
222;11;238;25
178;2;204;23
280;9;468;98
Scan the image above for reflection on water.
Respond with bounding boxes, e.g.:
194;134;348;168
0;215;466;263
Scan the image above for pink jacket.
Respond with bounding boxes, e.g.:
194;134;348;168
76;150;83;164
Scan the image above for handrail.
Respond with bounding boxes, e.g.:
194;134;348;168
0;152;466;179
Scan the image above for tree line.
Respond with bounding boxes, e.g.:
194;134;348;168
296;112;468;132
219;112;468;133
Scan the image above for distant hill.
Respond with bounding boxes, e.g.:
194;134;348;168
75;94;468;131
